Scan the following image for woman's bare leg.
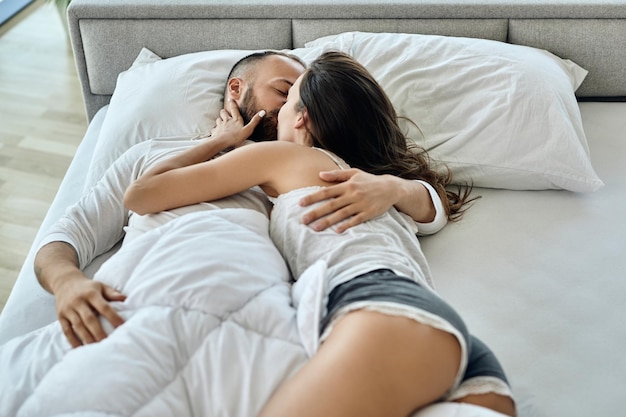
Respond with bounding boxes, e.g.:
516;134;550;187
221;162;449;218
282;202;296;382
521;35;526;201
258;310;462;417
454;393;516;417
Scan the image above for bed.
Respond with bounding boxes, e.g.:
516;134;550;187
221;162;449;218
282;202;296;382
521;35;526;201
1;0;625;416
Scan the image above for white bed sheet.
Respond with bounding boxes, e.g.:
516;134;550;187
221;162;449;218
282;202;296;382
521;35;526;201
421;102;626;417
0;102;624;417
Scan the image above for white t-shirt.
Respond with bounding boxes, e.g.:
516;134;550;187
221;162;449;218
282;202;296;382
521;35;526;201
38;138;271;270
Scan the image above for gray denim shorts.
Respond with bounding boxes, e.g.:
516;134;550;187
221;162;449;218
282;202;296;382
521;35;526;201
320;269;510;388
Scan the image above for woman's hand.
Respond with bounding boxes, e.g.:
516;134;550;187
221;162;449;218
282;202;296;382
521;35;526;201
210;99;266;148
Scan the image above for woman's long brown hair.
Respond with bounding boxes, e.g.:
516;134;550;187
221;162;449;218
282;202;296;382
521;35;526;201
298;51;475;221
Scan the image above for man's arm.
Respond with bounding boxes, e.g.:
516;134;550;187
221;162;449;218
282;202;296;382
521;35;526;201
299;169;441;233
33;141;149;347
35;242;125;348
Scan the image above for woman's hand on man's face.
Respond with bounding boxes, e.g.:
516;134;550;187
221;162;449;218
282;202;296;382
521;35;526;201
211;98;265;148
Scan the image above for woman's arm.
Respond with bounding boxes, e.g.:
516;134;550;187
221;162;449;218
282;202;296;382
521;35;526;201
33;140;155;347
125;139;275;215
124;138;339;215
139;105;266;179
124;107;272;214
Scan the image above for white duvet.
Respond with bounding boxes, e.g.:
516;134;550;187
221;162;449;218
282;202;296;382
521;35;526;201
0;209;307;417
0;208;507;417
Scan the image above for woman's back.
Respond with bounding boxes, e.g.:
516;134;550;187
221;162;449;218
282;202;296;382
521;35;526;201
269;172;435;293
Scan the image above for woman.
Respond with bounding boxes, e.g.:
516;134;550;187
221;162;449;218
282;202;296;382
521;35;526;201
124;51;516;417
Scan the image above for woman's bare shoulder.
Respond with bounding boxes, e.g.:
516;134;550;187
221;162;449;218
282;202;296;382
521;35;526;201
238;140;317;159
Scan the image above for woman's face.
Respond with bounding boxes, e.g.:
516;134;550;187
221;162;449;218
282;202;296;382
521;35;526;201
277;74;307;145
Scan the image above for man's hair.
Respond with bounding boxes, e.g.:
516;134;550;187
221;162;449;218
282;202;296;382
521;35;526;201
224;51;306;95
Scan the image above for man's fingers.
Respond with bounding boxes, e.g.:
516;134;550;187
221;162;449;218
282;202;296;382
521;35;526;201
64;285;125;346
301;196;346;224
64;309;96;345
94;297;125;329
305;200;377;232
103;285;126;302
300;184;344;208
97;285;126;328
318;168;360;182
335;212;368;233
60;317;82;348
309;206;357;231
81;312;107;342
317;209;370;233
75;302;106;342
71;321;96;344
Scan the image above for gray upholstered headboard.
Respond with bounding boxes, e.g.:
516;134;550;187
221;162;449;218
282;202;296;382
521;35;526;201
67;0;626;121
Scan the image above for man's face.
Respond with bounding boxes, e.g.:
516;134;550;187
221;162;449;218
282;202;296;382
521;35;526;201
238;55;305;141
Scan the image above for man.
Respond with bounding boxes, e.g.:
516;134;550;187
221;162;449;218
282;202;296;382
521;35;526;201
34;51;443;348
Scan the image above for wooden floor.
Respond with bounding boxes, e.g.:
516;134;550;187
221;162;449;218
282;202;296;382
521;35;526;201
0;3;87;312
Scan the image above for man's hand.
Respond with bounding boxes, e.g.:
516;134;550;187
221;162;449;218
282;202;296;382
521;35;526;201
35;241;127;348
299;169;403;233
300;169;437;233
54;273;126;348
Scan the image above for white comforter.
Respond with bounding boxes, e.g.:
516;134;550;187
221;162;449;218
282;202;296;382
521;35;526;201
1;209;308;417
0;208;506;417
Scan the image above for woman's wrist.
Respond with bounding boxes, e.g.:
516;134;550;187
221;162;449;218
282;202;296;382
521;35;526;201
207;131;246;152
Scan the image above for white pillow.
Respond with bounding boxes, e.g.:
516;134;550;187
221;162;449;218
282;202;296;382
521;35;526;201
85;46;325;190
307;32;604;192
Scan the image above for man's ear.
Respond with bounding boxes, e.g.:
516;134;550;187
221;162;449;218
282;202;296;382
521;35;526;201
227;78;244;101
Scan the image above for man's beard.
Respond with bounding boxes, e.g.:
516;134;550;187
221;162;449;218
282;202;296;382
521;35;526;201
239;90;280;142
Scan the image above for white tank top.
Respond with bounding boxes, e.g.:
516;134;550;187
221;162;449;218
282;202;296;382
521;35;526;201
268;148;435;292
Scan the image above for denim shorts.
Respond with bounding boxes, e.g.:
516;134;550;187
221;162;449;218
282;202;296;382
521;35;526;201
320;269;510;397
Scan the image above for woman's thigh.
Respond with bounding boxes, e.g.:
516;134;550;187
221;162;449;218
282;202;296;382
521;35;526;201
258;309;462;417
